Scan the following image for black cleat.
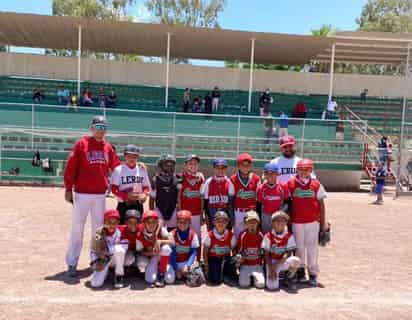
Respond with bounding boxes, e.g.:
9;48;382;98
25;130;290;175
67;265;77;278
114;275;124;288
155;273;165;287
297;267;306;283
309;275;318;287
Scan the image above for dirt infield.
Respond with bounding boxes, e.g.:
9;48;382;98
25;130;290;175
0;187;411;320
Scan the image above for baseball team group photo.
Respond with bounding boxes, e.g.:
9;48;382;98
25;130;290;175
1;1;412;319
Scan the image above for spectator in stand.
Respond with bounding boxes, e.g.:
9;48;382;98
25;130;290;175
183;88;191;113
32;87;44;103
82;88;93;106
204;92;212;121
211;86;221;112
67;92;78;111
325;96;338;119
192;97;201;113
57;85;70;105
278;111;289;137
292;102;307;119
107;90;117;107
97;87;107;108
259;88;273;116
360;89;368;102
378;136;391;170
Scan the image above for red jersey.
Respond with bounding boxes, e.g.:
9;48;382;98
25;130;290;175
118;225;138;251
288;177;321;224
202;176;234;209
64;136;120;194
136;227;168;251
264;231;294;260
172;228;196;263
207;230;233;258
257;182;288;215
231;173;260;210
180;172;204;215
238;230;264;266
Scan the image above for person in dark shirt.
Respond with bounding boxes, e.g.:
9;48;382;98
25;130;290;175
204;92;213;121
107;91;117;107
211;86;221;112
259;89;273;116
183;88;191;113
32;87;44;103
373;162;387;205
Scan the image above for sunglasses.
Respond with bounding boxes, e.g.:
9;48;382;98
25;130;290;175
93;124;107;131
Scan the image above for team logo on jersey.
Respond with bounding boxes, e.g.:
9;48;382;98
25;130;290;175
211;245;230;255
121;176;144;185
293;188;315;198
237;190;256;199
209;195;229;204
176;245;190;254
265;195;281;201
243;248;260;260
280;167;296;175
270;244;287;255
86;151;107;164
183;189;201;198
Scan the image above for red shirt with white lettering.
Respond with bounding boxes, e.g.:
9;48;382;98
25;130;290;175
206;230;234;258
237;230;264;266
202;176;235;209
257;182;288;215
64;136;120;194
179;172;204;215
231;173;260;210
118;225;138;251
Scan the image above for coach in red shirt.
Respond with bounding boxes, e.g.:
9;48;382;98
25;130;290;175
64;115;120;277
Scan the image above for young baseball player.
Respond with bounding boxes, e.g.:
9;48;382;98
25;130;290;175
237;210;265;289
373;162;387;205
201;158;235;230
170;210;200;282
90;209;126;289
287;159;327;286
257;163;289;234
150;154;181;229
136;210;175;287
202;211;237;285
111;144;151;224
178;154;204;238
64;115;120;277
261;211;300;291
231;153;261;237
117;209;142;278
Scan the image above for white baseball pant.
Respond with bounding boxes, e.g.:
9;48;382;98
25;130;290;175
292;222;320;276
90;250;125;288
136;245;175;284
239;264;265;289
234;209;248;238
65;192;106;267
261;213;273;235
212;97;219;111
158;209;177;229
266;256;301;290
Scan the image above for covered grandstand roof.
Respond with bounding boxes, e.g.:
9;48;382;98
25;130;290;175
0;11;411;65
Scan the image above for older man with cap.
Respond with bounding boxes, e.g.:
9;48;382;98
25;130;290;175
64;115;120;277
111;144;151;224
270;135;315;184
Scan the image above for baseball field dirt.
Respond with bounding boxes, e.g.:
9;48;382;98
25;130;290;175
0;187;411;320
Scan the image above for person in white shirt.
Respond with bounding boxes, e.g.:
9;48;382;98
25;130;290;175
325;96;338;119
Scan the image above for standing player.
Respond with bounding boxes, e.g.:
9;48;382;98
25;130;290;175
287;159;327;286
231;153;261;237
178;154;204;238
257;163;288;234
150;154;181;229
270;135;315;184
64;115;120;277
111;144;151;224
201;158;235;230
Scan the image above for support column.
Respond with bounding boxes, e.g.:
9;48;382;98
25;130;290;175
248;38;256;113
328;43;336;102
165;32;171;108
396;43;411;195
77;25;82;98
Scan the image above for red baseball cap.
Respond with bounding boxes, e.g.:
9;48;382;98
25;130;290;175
237;153;253;163
143;210;159;221
104;209;120;221
297;159;314;170
279;135;296;147
177;210;192;221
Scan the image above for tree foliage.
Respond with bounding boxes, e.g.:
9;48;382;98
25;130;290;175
145;0;226;27
311;24;335;37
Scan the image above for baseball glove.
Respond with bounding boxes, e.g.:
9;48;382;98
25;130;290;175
186;262;206;287
319;223;331;247
90;227;111;271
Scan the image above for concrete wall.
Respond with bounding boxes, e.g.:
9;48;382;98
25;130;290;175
0;52;407;98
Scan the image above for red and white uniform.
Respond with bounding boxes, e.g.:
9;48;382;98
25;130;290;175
172;229;199;263
287;176;327;277
257;182;289;234
136;227;176;284
111;164;151;202
64;136;120;268
231;173;260;237
201;176;235;209
261;229;300;290
237;230;265;288
203;229;236;258
179;172;204;238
